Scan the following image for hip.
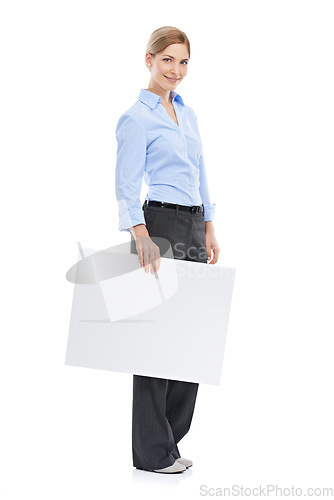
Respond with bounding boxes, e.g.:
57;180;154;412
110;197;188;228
131;201;207;263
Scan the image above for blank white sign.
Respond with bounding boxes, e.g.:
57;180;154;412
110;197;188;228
65;244;235;385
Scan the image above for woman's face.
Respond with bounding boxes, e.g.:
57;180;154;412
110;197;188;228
147;43;189;90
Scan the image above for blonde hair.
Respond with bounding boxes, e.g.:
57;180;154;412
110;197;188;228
146;26;190;60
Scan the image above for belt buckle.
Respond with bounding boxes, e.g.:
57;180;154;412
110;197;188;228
190;206;197;213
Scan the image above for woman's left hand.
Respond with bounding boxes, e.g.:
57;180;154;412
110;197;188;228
205;221;220;264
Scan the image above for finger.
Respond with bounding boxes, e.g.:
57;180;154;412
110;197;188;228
140;236;151;273
207;247;212;262
137;236;146;267
150;257;156;274
150;249;159;274
137;245;144;268
148;250;154;274
142;246;150;273
209;247;220;264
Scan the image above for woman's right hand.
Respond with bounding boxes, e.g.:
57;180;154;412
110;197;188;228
130;224;161;274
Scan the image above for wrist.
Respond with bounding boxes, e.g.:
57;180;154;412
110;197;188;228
131;224;149;239
205;220;214;232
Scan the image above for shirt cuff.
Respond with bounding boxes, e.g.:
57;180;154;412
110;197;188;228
203;203;216;222
118;207;146;232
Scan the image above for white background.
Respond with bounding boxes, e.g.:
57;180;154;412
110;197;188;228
1;0;333;498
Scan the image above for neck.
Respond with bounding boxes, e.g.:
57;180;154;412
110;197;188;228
146;85;172;106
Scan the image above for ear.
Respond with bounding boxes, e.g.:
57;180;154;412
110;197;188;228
145;53;152;68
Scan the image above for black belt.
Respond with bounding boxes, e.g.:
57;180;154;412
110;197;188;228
143;199;204;214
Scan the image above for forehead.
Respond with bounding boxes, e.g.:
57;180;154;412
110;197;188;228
160;43;189;58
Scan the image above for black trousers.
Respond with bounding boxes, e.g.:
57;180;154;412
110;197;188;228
130;202;207;471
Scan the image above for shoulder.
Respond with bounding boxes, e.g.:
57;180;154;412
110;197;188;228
115;103;146;139
116;96;158;132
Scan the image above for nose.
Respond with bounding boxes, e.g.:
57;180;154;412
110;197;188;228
171;66;180;77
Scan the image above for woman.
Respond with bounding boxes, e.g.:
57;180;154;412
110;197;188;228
115;26;220;474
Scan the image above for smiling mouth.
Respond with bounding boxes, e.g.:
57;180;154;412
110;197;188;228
164;76;180;82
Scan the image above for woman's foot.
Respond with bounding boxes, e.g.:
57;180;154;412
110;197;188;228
152;461;186;473
176;457;193;468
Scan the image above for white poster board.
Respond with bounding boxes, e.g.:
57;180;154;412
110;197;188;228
65;241;235;385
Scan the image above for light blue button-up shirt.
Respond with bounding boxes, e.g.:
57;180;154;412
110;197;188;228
115;88;216;232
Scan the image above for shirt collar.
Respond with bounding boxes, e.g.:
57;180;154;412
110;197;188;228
138;88;184;109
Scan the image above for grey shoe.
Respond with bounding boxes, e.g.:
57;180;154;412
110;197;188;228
153;461;186;473
176;457;193;468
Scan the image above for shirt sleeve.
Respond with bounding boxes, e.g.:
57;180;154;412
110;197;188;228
193;111;216;222
115;113;147;232
199;150;216;222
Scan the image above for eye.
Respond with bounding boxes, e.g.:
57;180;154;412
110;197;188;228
163;58;188;65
